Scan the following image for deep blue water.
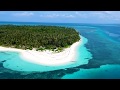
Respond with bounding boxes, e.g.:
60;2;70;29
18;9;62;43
0;22;120;79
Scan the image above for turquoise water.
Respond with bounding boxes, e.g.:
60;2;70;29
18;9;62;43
62;64;120;79
0;22;120;79
1;36;92;72
62;24;120;79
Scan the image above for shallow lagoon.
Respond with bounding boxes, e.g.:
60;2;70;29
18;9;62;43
0;35;92;72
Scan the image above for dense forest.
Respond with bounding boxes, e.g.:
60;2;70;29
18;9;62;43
0;25;80;52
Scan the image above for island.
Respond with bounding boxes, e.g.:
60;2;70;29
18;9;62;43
0;25;81;66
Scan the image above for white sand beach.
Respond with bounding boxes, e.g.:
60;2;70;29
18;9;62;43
0;39;82;66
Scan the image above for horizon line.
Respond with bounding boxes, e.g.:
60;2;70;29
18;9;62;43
0;21;120;25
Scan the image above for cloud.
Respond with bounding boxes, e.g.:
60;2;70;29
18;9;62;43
75;11;89;18
101;11;120;20
61;14;75;18
74;11;120;22
39;13;75;18
13;12;34;16
39;11;120;21
40;14;59;18
90;12;108;19
65;15;74;18
9;11;120;23
83;11;118;20
103;11;112;14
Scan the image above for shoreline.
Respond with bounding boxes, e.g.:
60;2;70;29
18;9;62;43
0;38;82;66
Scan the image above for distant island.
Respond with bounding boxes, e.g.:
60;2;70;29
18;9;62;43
0;25;80;52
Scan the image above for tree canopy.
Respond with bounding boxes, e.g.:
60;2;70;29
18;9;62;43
0;25;80;52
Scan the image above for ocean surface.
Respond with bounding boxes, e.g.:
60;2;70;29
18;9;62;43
0;22;120;79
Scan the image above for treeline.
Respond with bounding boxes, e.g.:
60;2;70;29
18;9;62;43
0;25;80;51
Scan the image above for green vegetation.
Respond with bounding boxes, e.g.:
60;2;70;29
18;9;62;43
0;25;80;52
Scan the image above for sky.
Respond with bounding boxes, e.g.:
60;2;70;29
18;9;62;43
0;11;120;24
